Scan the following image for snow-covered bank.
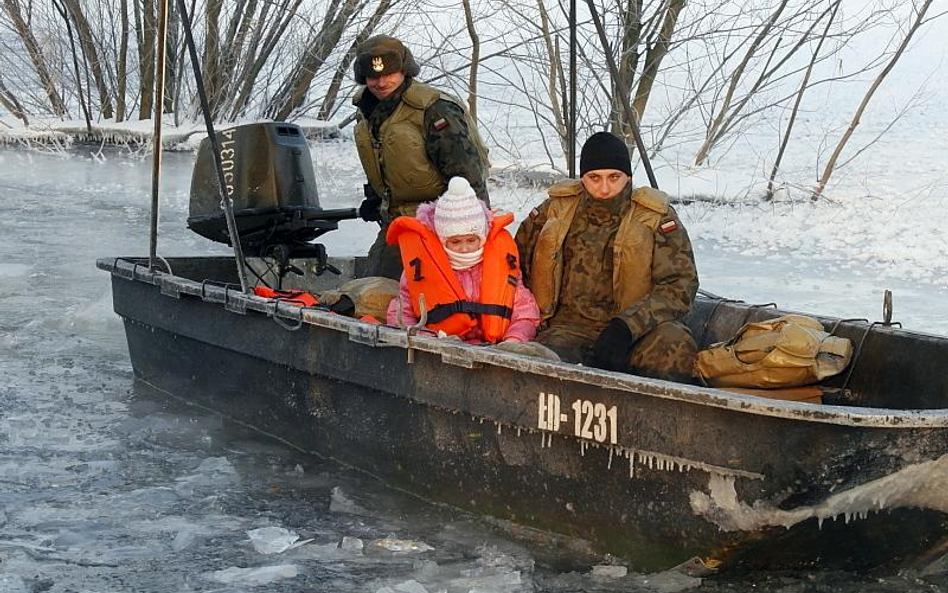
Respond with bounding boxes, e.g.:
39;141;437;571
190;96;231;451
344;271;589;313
0;116;341;150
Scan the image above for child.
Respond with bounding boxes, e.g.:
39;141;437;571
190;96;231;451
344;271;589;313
385;177;540;344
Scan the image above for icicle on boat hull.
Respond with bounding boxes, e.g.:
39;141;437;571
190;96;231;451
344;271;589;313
97;255;948;572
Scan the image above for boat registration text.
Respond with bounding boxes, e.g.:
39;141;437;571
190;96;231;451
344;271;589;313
537;392;618;444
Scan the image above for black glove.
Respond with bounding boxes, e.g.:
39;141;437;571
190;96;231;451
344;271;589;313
588;318;635;371
358;195;382;222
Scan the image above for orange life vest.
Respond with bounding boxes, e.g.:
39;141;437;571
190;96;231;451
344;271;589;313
252;286;320;307
386;212;520;343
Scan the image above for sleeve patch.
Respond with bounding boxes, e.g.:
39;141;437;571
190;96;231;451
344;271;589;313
530;207;540;219
660;220;678;234
433;118;448;131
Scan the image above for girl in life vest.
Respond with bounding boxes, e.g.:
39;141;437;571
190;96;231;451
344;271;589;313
385;177;540;344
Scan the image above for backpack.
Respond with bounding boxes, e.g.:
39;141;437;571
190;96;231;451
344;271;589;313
695;314;853;389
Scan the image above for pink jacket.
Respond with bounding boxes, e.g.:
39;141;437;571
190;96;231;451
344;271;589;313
386;202;541;343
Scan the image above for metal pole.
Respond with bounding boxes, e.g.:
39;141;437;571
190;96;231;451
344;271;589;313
584;0;659;189
175;0;250;293
148;0;169;271
568;0;577;178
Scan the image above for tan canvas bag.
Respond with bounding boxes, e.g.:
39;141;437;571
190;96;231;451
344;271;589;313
319;277;399;321
695;314;853;389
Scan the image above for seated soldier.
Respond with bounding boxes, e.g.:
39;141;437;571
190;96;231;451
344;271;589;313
386;177;540;344
515;132;699;383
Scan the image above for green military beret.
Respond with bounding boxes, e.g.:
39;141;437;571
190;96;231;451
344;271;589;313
353;35;421;84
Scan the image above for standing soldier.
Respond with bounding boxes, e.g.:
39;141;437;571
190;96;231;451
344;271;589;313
515;132;699;383
352;35;490;279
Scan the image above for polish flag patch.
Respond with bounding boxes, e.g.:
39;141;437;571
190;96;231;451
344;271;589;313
660;220;678;234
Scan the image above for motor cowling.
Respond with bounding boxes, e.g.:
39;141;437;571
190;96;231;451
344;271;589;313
187;122;333;254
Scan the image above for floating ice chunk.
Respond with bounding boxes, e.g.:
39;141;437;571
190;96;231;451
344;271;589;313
0;574;28;593
329;486;370;516
367;538;434;554
207;564;299;585
590;564;628;578
448;569;522;590
392;579;429;593
339;536;364;552
248;527;304;555
171;528;196;552
175;456;238;489
632;569;702;593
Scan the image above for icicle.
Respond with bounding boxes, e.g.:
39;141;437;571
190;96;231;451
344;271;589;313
817;516;824;530
497;423;502;435
607;447;614;470
517;427;522;437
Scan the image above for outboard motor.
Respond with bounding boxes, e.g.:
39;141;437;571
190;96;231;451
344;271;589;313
187;122;356;278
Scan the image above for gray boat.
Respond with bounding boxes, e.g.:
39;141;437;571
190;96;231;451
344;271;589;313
97;122;948;573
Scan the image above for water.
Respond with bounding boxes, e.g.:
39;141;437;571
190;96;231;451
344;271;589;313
1;146;947;592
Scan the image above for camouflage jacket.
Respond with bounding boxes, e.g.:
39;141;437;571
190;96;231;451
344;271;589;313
515;179;698;340
354;80;489;219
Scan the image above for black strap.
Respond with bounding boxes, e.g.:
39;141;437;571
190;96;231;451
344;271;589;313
427;300;513;324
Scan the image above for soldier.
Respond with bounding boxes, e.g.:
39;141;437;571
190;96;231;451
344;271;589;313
352;35;490;279
515;132;699;383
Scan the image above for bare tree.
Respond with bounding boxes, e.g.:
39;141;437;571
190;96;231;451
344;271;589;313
116;0;130;121
137;0;157;119
461;0;480;122
813;0;934;200
318;0;398;120
2;0;68;116
265;0;366;120
0;74;29;125
62;0;114;119
766;0;841;200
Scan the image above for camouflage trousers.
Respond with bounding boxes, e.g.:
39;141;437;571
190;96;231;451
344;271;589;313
537;320;698;384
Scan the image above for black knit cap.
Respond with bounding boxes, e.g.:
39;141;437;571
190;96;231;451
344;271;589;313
353;35;421;84
579;131;632;176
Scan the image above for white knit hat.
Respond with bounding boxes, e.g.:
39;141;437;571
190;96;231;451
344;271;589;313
434;177;487;241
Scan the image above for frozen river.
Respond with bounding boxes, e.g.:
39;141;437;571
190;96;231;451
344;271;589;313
1;145;947;592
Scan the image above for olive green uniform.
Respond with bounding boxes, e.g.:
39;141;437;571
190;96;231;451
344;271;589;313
354;79;489;279
515;179;699;382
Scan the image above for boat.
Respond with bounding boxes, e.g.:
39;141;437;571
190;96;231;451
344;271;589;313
97;120;948;572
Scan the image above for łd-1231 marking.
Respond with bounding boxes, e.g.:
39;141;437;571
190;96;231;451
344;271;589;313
537;392;618;444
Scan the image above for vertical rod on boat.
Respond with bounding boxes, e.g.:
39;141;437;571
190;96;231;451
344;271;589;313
148;0;170;272
568;0;577;177
175;0;250;293
583;0;659;189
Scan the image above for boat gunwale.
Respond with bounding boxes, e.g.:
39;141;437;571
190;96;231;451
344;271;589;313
97;256;948;430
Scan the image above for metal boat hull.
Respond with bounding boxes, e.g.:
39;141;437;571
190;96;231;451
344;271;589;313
101;256;948;571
